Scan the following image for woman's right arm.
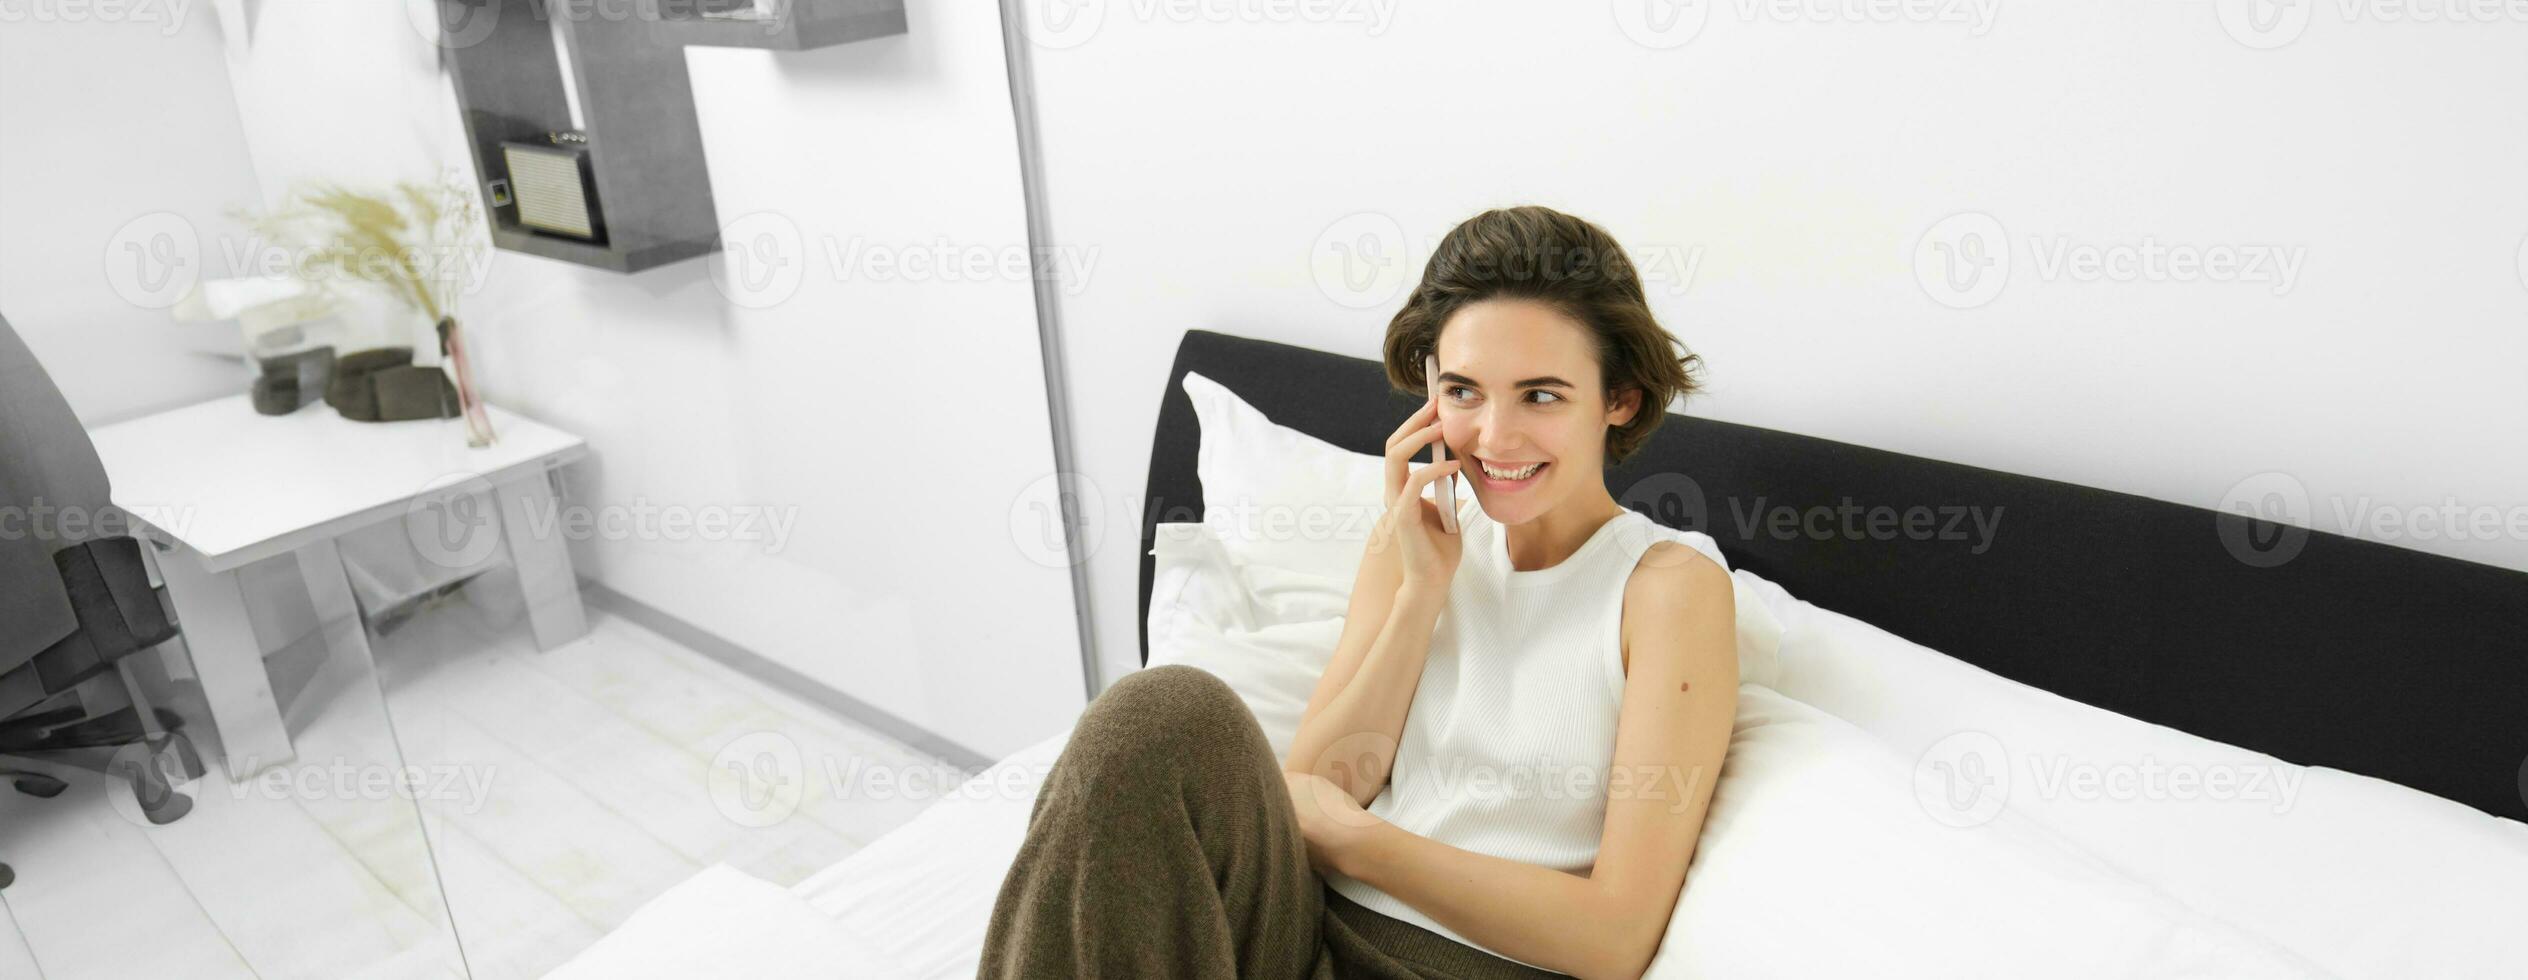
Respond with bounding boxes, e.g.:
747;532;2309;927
1284;402;1458;807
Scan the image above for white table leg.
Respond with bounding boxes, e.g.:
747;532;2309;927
494;469;588;651
292;536;381;703
156;549;293;781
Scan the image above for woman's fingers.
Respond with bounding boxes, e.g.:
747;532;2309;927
1383;422;1446;504
1383;402;1437;499
1384;398;1436;450
1396;458;1461;509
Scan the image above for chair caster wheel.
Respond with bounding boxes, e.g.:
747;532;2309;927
154;731;205;783
112;751;193;826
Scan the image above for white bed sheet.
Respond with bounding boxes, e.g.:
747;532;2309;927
791;731;1068;980
549;512;2524;979
543;863;911;979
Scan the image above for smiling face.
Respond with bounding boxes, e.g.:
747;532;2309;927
1431;298;1640;527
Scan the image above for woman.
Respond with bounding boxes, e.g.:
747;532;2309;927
980;206;1738;980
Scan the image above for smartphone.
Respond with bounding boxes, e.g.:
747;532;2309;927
1425;354;1459;534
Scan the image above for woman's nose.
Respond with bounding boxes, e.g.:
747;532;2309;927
1460;403;1520;456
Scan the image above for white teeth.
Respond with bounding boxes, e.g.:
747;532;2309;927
1480;459;1542;481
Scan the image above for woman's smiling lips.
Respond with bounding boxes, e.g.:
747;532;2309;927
1471;455;1549;491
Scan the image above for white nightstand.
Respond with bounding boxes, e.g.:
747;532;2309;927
88;396;591;780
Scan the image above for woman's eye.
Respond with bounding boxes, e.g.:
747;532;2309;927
1530;391;1563;405
1444;385;1472;402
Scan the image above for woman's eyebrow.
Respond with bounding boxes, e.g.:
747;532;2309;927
1436;371;1574;389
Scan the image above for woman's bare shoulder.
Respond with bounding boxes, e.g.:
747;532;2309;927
1619;540;1731;673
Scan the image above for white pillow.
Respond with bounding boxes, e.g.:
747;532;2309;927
1145;520;1347;762
1182;370;1390;582
1647;685;2328;980
1737;570;2528;979
1178;370;1783;687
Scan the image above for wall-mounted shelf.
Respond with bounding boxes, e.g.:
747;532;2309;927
638;0;907;50
440;0;904;274
491;225;719;274
443;0;723;273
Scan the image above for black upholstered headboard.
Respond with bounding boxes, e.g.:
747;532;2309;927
1135;328;2528;821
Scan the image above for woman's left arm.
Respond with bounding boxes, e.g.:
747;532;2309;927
1325;543;1738;980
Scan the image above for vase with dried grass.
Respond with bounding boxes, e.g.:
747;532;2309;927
237;172;497;447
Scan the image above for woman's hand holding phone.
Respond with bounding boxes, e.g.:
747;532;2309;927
1425;355;1459;535
1376;398;1463;599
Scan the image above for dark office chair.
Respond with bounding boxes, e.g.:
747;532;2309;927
0;311;205;891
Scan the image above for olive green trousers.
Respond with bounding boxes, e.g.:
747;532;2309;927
978;664;1572;980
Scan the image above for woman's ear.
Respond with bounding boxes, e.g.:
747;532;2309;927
1605;385;1642;427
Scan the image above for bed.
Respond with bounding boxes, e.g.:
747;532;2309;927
549;328;2528;979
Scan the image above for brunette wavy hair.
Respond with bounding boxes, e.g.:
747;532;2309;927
1381;205;1704;466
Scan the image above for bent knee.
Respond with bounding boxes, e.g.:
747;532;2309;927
1095;664;1242;725
1075;664;1257;756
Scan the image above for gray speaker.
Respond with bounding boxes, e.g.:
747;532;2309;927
502;132;608;243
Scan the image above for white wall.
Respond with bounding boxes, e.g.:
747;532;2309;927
1013;2;2528;691
0;7;266;425
207;0;1083;759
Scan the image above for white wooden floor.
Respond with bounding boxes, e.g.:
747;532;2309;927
0;581;951;979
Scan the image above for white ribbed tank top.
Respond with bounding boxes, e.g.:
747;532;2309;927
1320;498;1670;967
